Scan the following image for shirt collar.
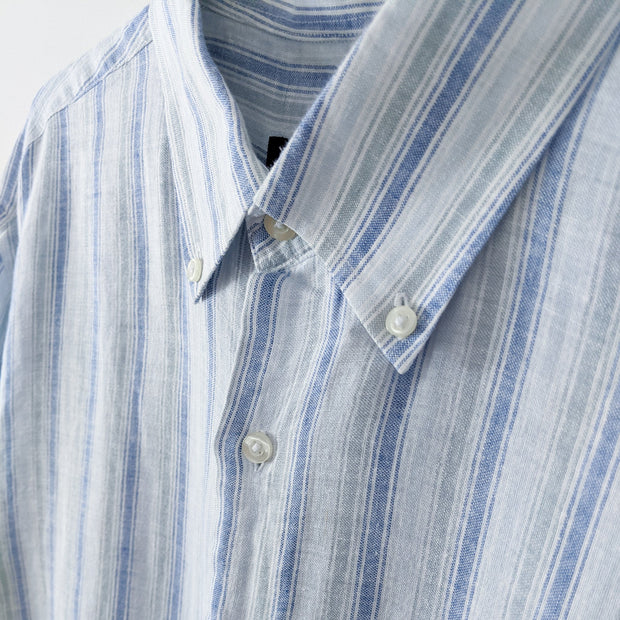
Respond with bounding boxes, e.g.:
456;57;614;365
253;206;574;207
150;0;620;375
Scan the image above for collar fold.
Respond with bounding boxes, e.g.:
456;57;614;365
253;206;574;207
150;0;268;289
151;0;620;375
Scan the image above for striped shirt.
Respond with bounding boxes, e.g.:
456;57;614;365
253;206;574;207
1;0;619;617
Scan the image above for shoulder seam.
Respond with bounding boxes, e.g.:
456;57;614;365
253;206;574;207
25;6;153;148
0;6;154;231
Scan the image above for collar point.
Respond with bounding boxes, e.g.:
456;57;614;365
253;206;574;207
384;338;425;376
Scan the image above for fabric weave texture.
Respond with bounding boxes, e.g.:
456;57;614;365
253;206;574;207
0;0;619;617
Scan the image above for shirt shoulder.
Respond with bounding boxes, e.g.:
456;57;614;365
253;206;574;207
22;4;153;147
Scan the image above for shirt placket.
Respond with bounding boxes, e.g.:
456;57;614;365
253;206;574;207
209;209;332;617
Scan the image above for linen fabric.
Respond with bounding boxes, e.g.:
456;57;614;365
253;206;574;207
0;0;619;617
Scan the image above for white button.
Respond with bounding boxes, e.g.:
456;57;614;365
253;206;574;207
186;257;202;282
385;305;417;339
241;431;274;464
263;214;297;241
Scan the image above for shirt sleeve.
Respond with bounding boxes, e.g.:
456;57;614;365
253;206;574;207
0;129;24;370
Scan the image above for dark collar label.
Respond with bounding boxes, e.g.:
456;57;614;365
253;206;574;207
266;136;289;168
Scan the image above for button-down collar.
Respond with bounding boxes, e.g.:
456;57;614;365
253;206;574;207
150;0;620;375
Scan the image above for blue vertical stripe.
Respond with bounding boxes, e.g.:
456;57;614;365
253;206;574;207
350;348;427;620
565;418;620;617
112;50;150;620
540;354;620;618
2;301;29;618
270;286;347;618
71;80;105;620
47;108;72;616
166;220;191;619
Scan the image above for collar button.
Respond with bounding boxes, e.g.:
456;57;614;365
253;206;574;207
186;257;203;282
263;214;297;241
386;305;417;339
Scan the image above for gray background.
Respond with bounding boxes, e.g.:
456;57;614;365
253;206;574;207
0;1;147;176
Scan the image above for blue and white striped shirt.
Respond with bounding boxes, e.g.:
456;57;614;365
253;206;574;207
1;0;619;617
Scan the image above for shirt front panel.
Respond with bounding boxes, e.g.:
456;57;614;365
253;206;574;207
0;1;618;619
